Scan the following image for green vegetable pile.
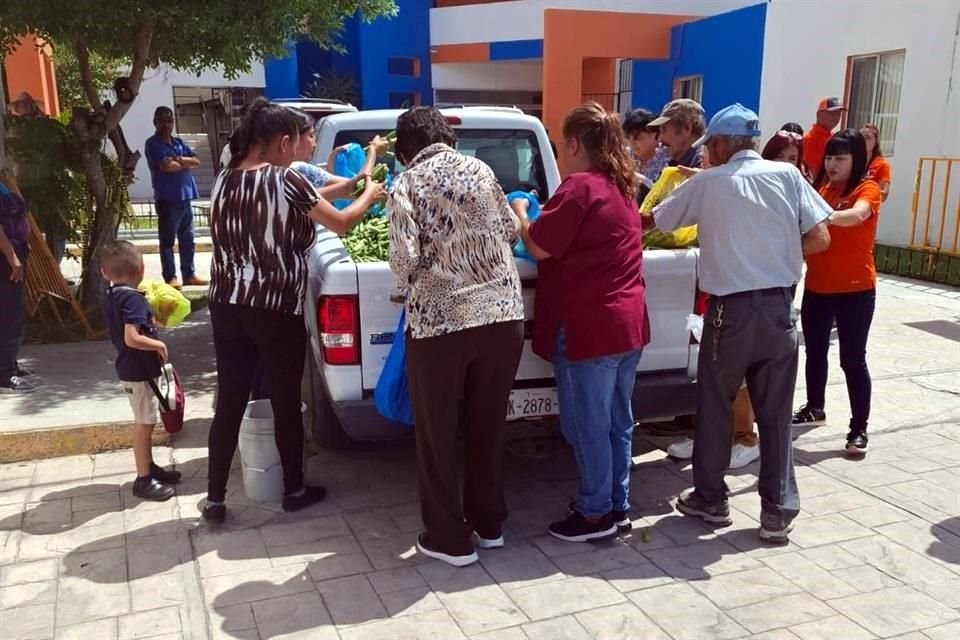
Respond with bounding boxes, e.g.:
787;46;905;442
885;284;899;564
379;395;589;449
343;216;390;263
340;130;397;263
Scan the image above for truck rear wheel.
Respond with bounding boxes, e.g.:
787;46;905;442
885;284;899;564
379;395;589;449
303;353;353;450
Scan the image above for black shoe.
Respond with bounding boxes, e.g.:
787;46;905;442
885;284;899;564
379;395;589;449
676;490;733;526
846;430;869;457
15;362;35;377
792;405;826;427
612;509;633;533
132;476;175;502
0;376;37;394
202;502;226;525
282;485;327;512
150;463;182;484
416;534;479;567
549;511;617;543
759;512;795;544
568;501;632;534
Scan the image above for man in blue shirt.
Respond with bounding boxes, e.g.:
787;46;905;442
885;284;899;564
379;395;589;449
144;106;206;289
653;104;832;545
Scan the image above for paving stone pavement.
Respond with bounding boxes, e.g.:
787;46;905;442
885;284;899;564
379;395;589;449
0;275;958;640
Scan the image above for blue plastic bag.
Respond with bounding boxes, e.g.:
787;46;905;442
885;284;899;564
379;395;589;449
507;191;541;262
331;143;367;210
374;311;414;426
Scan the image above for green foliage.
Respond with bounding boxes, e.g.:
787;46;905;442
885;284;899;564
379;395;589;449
50;40;122;111
5;115;86;244
0;0;398;80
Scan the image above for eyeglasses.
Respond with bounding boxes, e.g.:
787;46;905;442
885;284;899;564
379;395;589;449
775;130;803;141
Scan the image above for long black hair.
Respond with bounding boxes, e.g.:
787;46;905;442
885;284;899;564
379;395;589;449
228;98;300;168
288;108;316;136
816;128;868;196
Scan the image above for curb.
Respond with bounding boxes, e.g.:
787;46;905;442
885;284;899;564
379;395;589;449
0;423;172;463
66;241;214;258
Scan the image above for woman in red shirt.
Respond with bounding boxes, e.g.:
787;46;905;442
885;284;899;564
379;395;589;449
792;129;882;457
512;103;649;543
861;123;892;202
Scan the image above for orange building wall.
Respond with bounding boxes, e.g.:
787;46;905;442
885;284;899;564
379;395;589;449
4;35;60;117
581;58;617;95
543;9;692;174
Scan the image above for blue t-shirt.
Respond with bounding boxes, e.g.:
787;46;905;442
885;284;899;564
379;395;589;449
290;161;334;189
104;285;162;382
145;135;199;203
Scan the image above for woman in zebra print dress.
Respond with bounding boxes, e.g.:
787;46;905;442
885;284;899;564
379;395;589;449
201;99;385;525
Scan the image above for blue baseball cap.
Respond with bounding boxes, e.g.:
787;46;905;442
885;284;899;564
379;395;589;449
694;103;762;147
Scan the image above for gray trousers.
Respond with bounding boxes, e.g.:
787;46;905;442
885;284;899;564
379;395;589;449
694;287;800;523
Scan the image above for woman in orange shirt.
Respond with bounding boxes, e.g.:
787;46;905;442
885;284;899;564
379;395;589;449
861;123;891;202
793;129;882;457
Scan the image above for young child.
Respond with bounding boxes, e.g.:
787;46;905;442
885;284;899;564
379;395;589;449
101;240;181;501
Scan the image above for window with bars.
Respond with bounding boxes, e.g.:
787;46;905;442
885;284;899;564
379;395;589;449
675;75;703;103
846;50;905;155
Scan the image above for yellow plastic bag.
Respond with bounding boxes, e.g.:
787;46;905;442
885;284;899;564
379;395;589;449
139;280;191;328
639;167;698;249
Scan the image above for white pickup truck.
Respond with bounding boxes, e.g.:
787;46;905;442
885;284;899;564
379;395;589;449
302;107;702;448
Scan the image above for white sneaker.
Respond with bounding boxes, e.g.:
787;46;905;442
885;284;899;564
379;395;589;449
729;443;760;469
667;438;694;460
475;533;504;549
416;534;478;567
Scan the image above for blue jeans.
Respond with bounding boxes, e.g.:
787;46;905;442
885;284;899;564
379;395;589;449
0;253;26;380
553;330;643;518
157;199;195;282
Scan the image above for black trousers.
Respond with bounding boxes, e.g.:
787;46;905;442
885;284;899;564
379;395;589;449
207;302;307;503
406;320;524;555
801;288;876;431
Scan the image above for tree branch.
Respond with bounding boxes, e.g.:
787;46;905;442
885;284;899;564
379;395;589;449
103;24;152;132
73;39;101;110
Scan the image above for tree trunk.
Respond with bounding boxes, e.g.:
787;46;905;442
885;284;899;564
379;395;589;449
72;27;152;311
73;109;112;308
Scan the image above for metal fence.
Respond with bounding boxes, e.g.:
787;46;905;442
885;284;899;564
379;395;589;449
910;156;960;256
118;201;211;238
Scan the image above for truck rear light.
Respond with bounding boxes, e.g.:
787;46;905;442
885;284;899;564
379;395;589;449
691;285;710;345
693;286;710;316
445;115;462;125
317;295;360;365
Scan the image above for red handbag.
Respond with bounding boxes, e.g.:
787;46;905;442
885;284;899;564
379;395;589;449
148;363;185;434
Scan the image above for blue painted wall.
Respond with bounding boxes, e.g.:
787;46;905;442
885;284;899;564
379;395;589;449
490;39;544;61
631;3;766;118
264;42;301;100
356;0;433;108
270;0;433;109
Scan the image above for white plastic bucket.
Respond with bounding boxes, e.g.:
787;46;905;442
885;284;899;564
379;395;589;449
238;400;306;503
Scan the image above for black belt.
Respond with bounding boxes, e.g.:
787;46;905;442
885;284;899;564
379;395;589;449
712;287;792;301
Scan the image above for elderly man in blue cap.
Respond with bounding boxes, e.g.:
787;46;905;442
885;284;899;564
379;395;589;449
653;103;833;543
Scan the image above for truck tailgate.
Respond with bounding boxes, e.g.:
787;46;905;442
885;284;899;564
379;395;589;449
357;249;696;390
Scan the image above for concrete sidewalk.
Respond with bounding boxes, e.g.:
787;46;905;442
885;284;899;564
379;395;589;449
0;274;957;640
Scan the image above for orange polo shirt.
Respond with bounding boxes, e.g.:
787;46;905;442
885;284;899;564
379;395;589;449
866;156;892;185
803;124;833;179
805;179;883;294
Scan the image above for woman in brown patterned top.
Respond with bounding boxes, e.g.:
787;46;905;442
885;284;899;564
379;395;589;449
202;99;384;524
387;106;525;567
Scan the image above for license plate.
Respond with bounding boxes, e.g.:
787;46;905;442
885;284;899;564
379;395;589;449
506;388;559;421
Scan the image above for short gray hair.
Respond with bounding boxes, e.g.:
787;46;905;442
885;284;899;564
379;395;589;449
716;135;758;152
